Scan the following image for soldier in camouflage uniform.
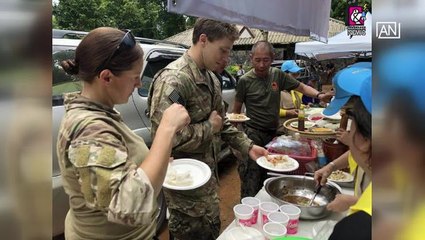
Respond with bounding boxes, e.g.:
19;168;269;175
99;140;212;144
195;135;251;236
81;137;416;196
233;41;334;198
56;27;190;240
148;19;268;240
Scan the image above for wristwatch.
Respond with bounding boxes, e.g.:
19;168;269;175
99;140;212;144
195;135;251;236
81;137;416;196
328;161;337;171
316;92;324;99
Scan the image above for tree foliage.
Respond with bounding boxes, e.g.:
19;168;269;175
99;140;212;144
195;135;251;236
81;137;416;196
53;0;195;39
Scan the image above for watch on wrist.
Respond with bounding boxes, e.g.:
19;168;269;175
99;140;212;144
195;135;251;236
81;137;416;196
328;161;336;171
316;92;324;99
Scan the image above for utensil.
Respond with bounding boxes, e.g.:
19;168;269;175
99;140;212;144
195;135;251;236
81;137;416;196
308;185;322;206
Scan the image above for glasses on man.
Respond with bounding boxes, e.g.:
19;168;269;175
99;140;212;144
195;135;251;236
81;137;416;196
96;29;136;72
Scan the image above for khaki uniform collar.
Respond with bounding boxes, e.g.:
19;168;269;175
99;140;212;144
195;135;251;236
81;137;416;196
64;92;122;121
183;52;211;85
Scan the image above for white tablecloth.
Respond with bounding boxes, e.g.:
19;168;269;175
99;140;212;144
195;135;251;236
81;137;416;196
217;186;354;240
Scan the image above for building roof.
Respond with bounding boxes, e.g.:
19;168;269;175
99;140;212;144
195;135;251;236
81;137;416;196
165;18;346;47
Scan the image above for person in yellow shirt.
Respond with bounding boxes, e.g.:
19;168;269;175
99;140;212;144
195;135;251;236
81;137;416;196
314;63;371;216
279;60;305;119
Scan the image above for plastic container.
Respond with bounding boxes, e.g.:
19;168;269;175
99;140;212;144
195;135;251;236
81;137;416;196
322;138;348;161
268;145;317;175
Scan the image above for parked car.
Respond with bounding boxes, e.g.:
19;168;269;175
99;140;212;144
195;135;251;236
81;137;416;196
52;36;237;237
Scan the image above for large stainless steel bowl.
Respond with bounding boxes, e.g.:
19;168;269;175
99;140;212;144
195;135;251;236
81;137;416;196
265;175;341;220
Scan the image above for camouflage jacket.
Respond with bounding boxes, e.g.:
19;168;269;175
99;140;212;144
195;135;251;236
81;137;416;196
148;53;252;172
57;93;157;240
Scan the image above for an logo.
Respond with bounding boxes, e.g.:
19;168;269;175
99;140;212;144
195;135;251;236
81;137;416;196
376;22;401;39
347;5;367;38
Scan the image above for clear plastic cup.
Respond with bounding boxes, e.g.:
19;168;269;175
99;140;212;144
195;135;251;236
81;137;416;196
259;202;279;226
241;197;261;224
233;204;254;227
267;211;290;227
279;204;301;234
263;222;287;240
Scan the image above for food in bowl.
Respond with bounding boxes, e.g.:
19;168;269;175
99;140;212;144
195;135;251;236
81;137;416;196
308;113;324;122
265;175;341;219
282;195;320;207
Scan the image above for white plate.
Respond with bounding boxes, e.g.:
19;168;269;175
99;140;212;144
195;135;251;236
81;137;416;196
163;159;211;190
226;113;251;122
256;154;299;172
290;121;315;129
305;107;324;116
327;170;354;183
307;113;325;122
322;110;341;121
225;226;263;240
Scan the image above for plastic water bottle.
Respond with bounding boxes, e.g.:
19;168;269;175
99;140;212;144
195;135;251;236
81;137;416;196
317;145;328;168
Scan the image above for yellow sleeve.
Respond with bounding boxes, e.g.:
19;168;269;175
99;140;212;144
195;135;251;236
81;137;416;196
348;151;358;174
280;109;287;117
349;183;372;216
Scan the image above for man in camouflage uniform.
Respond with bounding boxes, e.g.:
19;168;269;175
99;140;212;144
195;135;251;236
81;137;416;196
233;41;334;198
148;18;268;240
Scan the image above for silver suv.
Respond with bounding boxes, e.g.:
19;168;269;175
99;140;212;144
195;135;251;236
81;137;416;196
52;37;237;237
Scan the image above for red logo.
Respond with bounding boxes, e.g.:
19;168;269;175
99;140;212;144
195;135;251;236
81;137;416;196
271;82;278;91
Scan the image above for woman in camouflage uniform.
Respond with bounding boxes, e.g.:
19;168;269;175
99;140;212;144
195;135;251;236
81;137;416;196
57;27;190;240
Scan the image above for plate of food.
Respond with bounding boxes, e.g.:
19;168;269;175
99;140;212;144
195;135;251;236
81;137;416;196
290;121;315;129
327;170;354;183
256;154;299;172
307;113;325;122
310;127;334;133
163;159;211;190
226;113;250;122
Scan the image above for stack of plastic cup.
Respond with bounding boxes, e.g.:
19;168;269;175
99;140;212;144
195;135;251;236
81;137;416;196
279;204;301;234
268;211;289;227
233;204;254;227
241;197;261;225
259;202;279;226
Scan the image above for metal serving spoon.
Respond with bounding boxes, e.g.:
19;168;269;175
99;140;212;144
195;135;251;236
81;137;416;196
308;185;322;206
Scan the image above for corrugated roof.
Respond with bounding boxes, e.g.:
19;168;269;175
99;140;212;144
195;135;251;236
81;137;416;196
165;18;346;47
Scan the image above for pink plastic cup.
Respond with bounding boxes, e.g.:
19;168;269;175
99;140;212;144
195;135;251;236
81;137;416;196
279;204;301;234
233;204;254;227
259;202;279;226
241;197;261;224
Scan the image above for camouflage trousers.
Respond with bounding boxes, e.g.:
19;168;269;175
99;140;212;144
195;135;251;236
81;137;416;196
238;126;276;199
164;176;220;240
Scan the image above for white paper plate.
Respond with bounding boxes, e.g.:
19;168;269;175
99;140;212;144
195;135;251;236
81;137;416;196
226;113;250;122
307;113;325;122
322;110;341;121
305;107;324;116
163;159;211;190
327;170;354;183
256;155;299;172
225;226;263;240
290;121;315;129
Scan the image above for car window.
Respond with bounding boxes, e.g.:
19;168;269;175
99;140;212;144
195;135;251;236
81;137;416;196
221;70;236;90
52;48;81;106
138;51;183;97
